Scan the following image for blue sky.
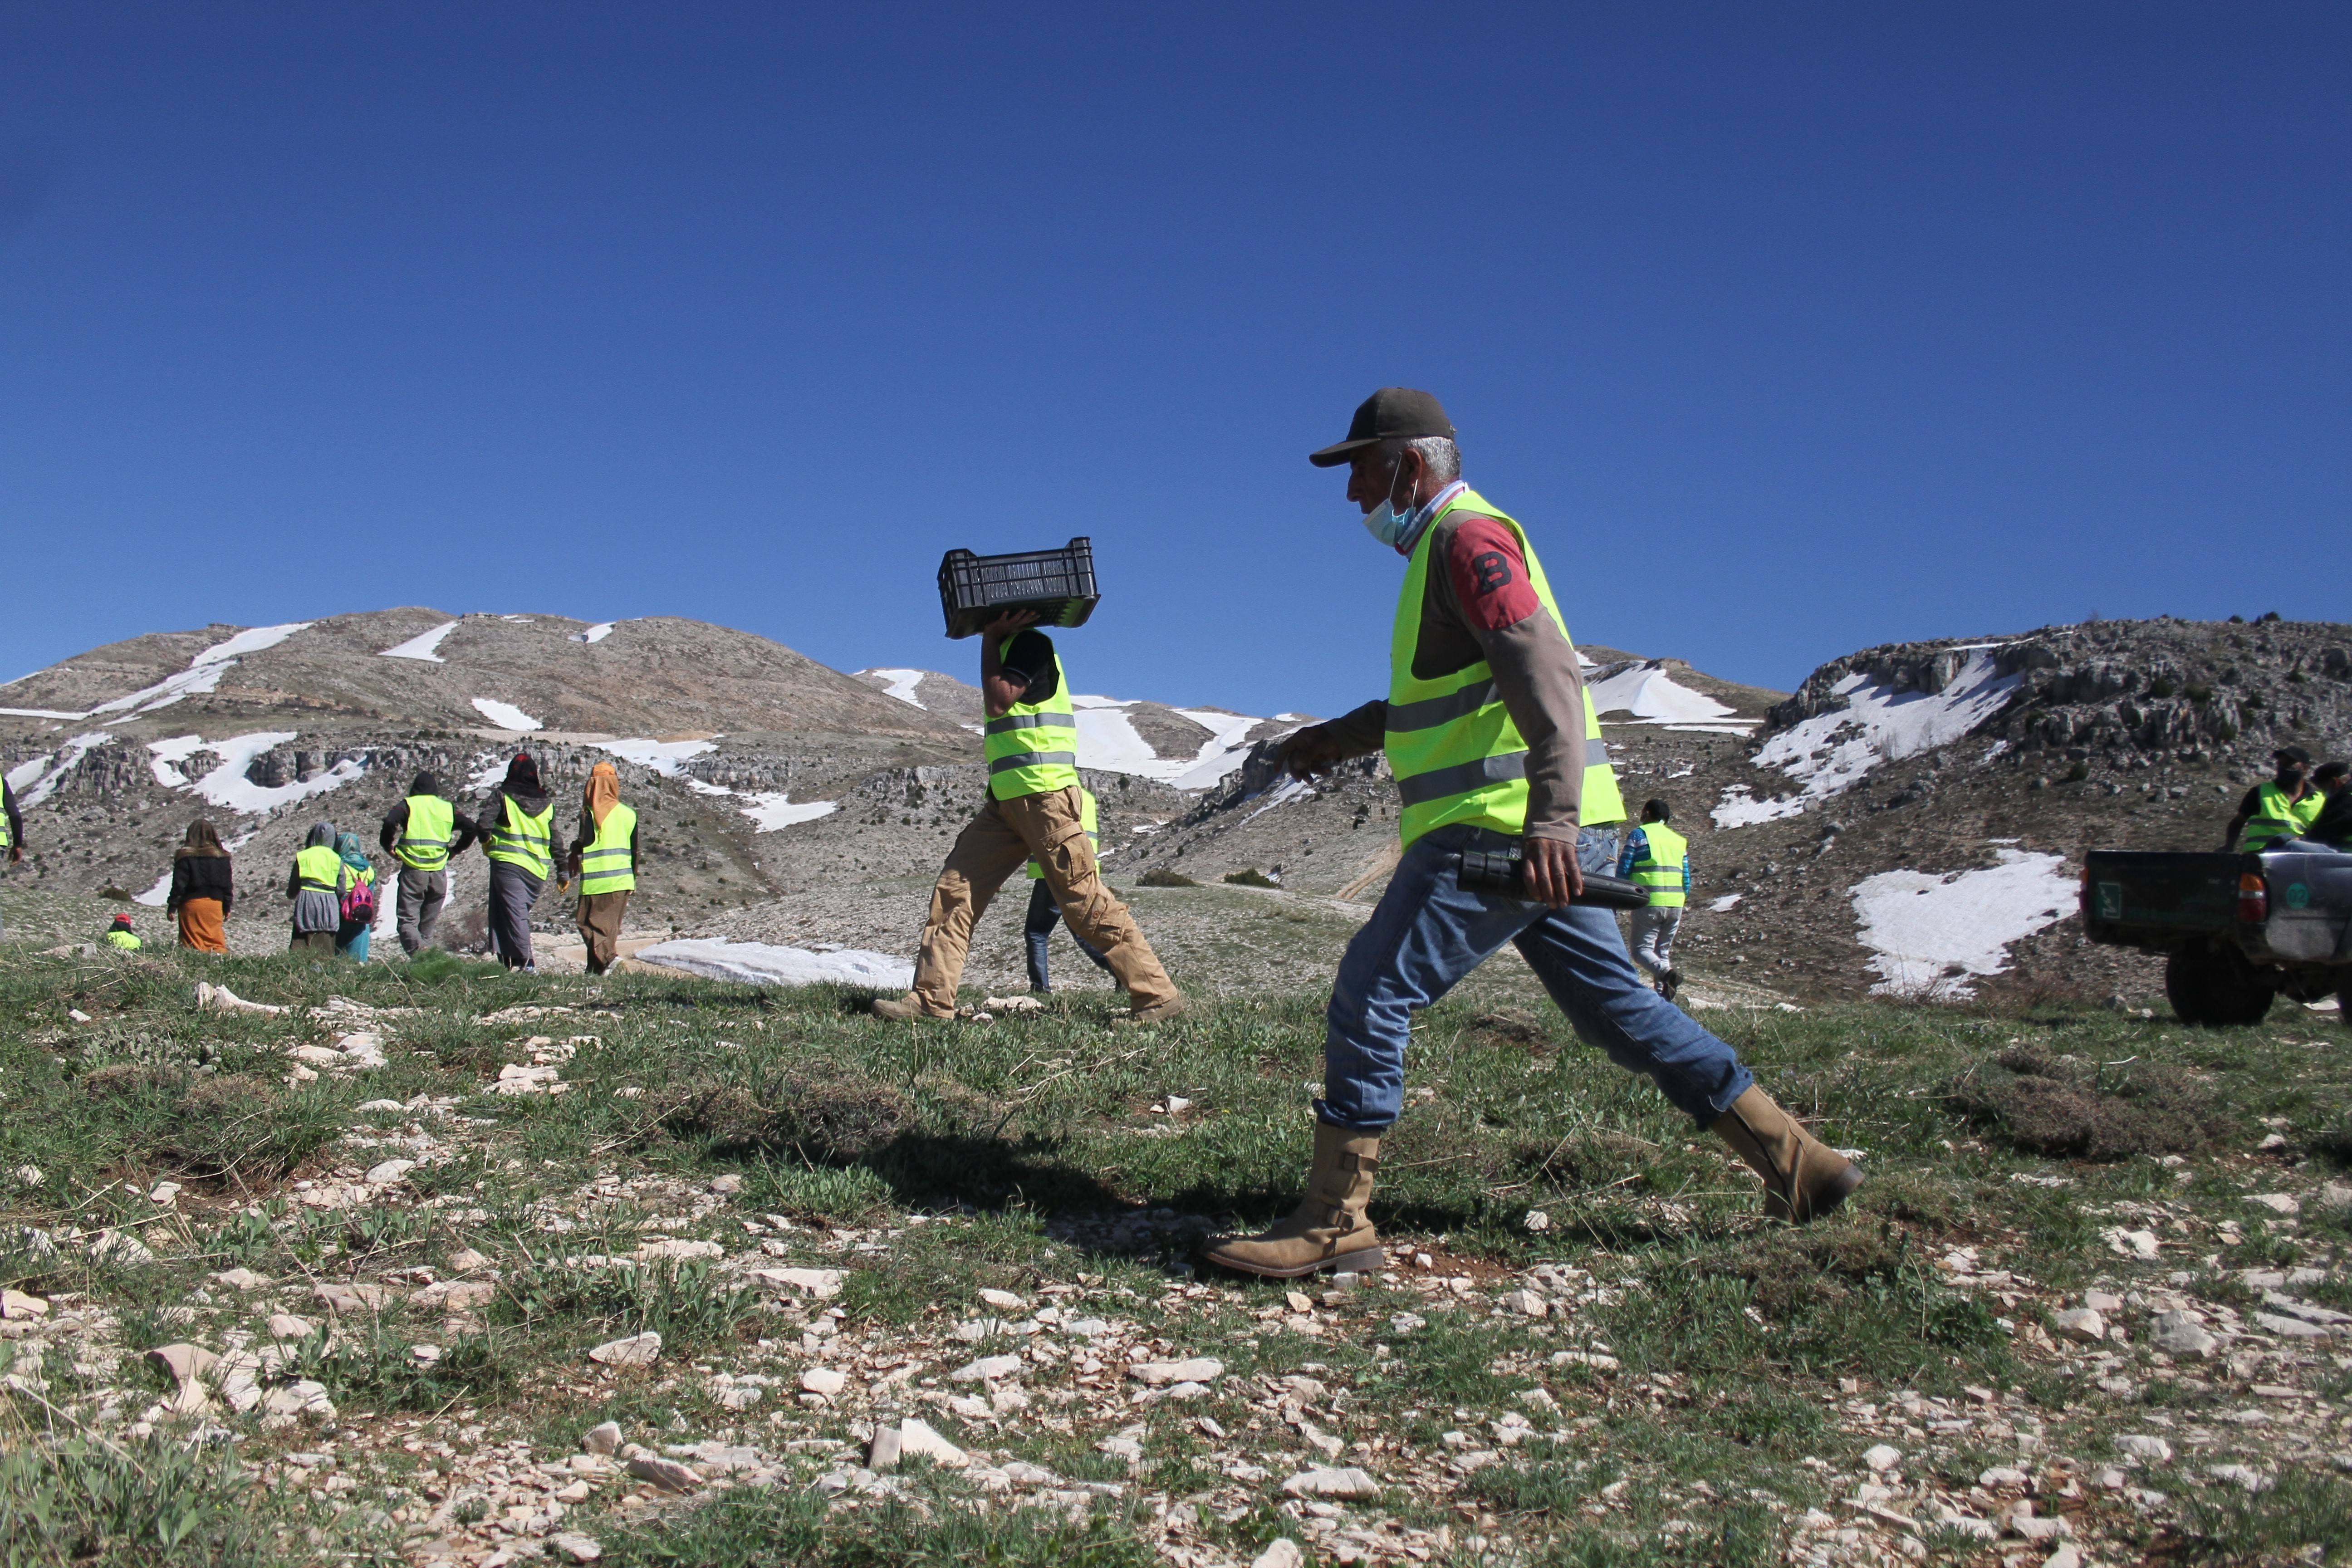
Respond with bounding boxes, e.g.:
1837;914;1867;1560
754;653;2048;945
2;5;2345;718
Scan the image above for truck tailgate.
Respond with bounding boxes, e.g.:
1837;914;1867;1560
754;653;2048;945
2082;851;2244;950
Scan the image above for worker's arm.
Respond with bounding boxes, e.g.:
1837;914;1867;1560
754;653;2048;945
979;612;1045;718
1616;828;1642;880
1435;516;1591;905
1279;702;1387;779
3;780;20;861
2221;786;2261;851
448;807;481;859
284;862;300;900
379;800;407;855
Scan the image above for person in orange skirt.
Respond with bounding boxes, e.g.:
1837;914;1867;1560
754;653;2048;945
167;819;235;953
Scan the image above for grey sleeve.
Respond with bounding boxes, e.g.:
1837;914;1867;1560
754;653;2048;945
1474;613;1591;843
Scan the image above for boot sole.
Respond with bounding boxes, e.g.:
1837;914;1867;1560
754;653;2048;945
1199;1245;1385;1280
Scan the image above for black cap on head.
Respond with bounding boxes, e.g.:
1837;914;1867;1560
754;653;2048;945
1642;798;1671;823
1309;388;1456;467
2274;746;2313;766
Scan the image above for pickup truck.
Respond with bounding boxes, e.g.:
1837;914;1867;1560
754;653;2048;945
2081;848;2352;1025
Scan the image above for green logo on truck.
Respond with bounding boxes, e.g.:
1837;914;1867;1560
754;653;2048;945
2095;882;2123;921
2286;882;2311;910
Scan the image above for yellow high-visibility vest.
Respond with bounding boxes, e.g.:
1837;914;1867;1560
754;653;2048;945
1026;789;1099;879
1385;490;1625;848
983;641;1080;801
396;795;455;871
487;795;555;878
578;801;638;896
2242;781;2324;850
1628;823;1690;908
295;843;345;894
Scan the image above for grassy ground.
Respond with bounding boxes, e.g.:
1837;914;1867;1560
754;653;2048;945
0;931;2347;1567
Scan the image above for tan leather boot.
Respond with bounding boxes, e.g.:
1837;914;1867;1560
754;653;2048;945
1711;1085;1863;1222
870;993;955;1022
1200;1120;1383;1279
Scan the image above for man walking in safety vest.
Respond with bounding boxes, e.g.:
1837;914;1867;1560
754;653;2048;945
1200;389;1859;1280
380;772;480;954
2224;747;2323;852
1024;786;1112;994
567;760;637;975
476;755;556;972
1617;798;1690;1002
872;612;1186;1024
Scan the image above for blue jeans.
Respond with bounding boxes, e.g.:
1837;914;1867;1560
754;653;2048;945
1024;877;1111;992
1318;824;1754;1132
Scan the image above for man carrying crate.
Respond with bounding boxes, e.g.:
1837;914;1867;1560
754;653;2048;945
1198;389;1858;1279
872;610;1187;1024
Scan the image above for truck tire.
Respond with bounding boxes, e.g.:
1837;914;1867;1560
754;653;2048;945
2166;942;2276;1027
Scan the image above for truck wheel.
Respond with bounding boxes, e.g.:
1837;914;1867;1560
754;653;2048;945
2166;943;2276;1027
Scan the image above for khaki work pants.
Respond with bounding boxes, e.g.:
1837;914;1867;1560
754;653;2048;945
576;890;629;975
911;784;1176;1015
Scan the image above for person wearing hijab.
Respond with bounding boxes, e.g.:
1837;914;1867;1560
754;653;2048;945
380;770;481;955
476;754;554;972
566;760;639;975
333;832;378;960
167;818;235;953
286;822;347;955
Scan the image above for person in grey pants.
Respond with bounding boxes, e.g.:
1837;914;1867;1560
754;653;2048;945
380;771;480;954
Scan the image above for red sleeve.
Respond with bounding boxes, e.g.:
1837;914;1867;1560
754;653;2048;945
1444;518;1542;632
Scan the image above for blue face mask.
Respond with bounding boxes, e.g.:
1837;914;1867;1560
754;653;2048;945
1360;461;1421;549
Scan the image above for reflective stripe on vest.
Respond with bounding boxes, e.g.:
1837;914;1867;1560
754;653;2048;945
1026;789;1099;880
578;801;638;896
295;843;345;894
983;644;1081;800
397;794;455;870
1629;823;1690;908
2243;781;2324;849
1384;492;1626;848
488;794;556;878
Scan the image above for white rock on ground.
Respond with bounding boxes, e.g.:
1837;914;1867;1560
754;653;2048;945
588;1332;661;1367
2117;1434;2174;1464
1127;1357;1222;1386
749;1267;842;1298
800;1367;847;1396
1862;1444;1901;1473
580;1421;622;1455
2150;1311;2217;1357
896;1417;967;1467
624;1451;700;1492
978;1288;1026;1310
363;1159;414;1186
1280;1466;1380;1499
2049;1307;2106;1343
952;1355;1023;1383
1251;1542;1304;1568
547;1533;603;1564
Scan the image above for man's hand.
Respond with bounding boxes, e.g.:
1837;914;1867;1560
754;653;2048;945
1278;725;1344;780
981;608;1042;639
1522;836;1584;908
7;847;20;863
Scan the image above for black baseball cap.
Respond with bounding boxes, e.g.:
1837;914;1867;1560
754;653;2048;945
1308;388;1456;467
2274;746;2313;766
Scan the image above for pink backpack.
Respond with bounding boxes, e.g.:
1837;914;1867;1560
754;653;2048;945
340;869;376;925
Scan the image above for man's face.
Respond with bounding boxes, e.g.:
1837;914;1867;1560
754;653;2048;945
1345;445;1410;515
2278;759;2308;788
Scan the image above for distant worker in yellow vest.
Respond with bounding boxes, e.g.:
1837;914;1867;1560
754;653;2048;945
0;776;22;943
286;821;348;956
1617;799;1690;1002
379;771;481;954
567;760;637;976
872;612;1186;1024
475;754;555;973
2224;746;2324;852
101;911;142;951
1202;390;1858;1281
1024;786;1112;994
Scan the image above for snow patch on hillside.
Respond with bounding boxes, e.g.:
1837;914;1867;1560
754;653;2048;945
379;622;461;662
573;622;615;645
1068;698;1269;789
593;738;716;776
134;872;172;907
182;732;366;815
635;939;911;990
1716;649;2019;829
1850;849;2075;1000
864;669;928;709
738;794;838;832
7;733;114;809
88;622;314;717
1585;662;1739;725
470;698;544;731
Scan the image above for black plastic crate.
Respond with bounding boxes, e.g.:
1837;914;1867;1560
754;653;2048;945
937;537;1100;639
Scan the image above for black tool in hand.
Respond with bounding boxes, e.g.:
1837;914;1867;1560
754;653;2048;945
1454;845;1650;910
